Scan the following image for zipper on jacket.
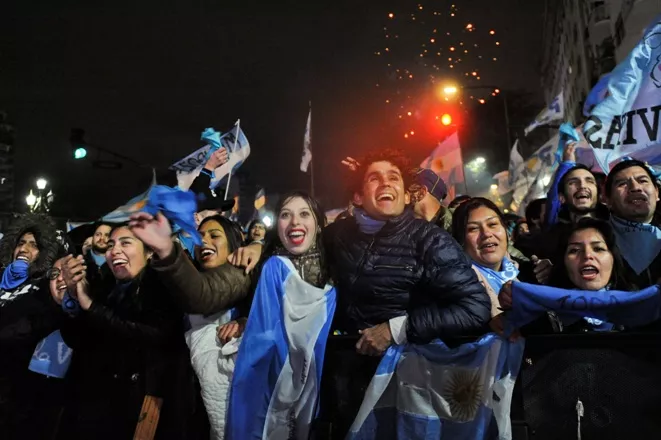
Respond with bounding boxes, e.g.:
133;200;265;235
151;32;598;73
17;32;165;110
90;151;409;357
352;238;376;284
372;264;414;271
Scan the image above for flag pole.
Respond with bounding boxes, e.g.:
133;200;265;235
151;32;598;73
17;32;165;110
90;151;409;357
224;119;240;200
308;102;314;198
310;155;315;198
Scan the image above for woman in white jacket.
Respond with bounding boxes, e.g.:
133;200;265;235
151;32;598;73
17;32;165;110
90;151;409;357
130;213;251;439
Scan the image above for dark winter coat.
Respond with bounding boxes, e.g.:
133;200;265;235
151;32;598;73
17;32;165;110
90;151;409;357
60;266;193;440
324;208;491;343
150;242;252;315
0;215;69;438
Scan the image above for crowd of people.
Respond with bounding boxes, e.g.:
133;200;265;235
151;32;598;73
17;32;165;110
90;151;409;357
1;136;660;439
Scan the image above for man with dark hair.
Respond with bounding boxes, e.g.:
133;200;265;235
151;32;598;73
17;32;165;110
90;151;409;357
322;148;490;434
605;159;661;287
82;222;112;271
330;148;489;342
410;168;452;231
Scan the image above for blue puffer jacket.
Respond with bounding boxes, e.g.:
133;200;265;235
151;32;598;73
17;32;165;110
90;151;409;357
325;209;491;343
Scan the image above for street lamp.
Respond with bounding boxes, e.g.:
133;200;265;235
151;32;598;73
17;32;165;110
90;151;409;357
26;191;36;208
26;178;53;213
443;86;458;96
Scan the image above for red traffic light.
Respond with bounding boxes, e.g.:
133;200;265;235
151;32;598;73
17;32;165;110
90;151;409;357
440;114;452;126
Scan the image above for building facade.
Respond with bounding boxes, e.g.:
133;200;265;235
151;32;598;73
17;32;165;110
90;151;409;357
0;112;15;213
541;0;661;124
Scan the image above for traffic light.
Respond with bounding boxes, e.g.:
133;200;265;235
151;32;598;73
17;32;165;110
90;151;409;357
70;128;88;159
441;114;452;126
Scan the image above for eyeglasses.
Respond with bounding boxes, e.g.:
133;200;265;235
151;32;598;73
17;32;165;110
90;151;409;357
47;268;61;280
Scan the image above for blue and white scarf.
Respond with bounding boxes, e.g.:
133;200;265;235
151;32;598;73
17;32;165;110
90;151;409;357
226;256;336;439
473;257;519;295
506;282;661;330
610;215;661;275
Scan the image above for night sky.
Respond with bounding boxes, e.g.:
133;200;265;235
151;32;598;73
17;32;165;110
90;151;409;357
0;0;545;220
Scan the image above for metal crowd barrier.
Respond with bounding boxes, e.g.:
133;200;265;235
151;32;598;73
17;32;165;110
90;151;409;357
313;332;661;440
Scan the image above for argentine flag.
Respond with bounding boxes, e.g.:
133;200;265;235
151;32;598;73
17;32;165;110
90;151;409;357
348;334;524;440
583;15;661;171
226;256;336;439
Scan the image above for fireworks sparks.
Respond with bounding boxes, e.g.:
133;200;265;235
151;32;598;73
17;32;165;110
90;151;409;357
376;3;502;138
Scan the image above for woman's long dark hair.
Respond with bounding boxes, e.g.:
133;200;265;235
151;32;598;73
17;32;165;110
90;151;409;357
549;218;637;291
258;191;330;286
199;215;244;256
451;197;507;248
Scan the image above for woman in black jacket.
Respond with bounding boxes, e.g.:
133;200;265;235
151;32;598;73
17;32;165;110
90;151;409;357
60;224;191;439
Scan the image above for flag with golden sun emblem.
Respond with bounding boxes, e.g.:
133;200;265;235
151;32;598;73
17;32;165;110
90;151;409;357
347;333;524;439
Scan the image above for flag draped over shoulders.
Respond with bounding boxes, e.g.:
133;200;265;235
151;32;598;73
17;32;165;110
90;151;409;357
226;256;336;440
347;334;525;440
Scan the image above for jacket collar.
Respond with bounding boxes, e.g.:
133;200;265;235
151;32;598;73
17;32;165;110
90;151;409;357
350;206;416;238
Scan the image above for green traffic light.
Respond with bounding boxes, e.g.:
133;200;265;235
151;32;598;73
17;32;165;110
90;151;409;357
74;147;87;159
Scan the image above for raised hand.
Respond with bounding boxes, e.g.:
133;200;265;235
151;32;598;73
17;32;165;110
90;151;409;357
341;157;360;172
61;255;87;293
129;212;174;259
204;148;229;171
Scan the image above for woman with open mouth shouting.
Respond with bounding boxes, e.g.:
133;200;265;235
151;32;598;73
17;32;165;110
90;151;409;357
58;224;191;440
499;218;638;333
222;191;335;440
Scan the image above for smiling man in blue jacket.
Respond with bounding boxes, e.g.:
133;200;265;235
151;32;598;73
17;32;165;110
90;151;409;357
325;148;490;353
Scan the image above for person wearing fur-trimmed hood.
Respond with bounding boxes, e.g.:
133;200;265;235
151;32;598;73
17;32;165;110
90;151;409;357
0;213;72;438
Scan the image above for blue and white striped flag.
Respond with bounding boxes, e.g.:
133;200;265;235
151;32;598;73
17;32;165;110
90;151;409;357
226;256;336;439
171;121;250;190
524;92;564;135
583;15;661;172
347;334;525;440
102;177;201;246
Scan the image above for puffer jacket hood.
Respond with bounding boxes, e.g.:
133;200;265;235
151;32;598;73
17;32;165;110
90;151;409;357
0;213;59;279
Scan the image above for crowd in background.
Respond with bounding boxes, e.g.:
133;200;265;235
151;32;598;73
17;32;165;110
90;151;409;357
1;134;661;439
